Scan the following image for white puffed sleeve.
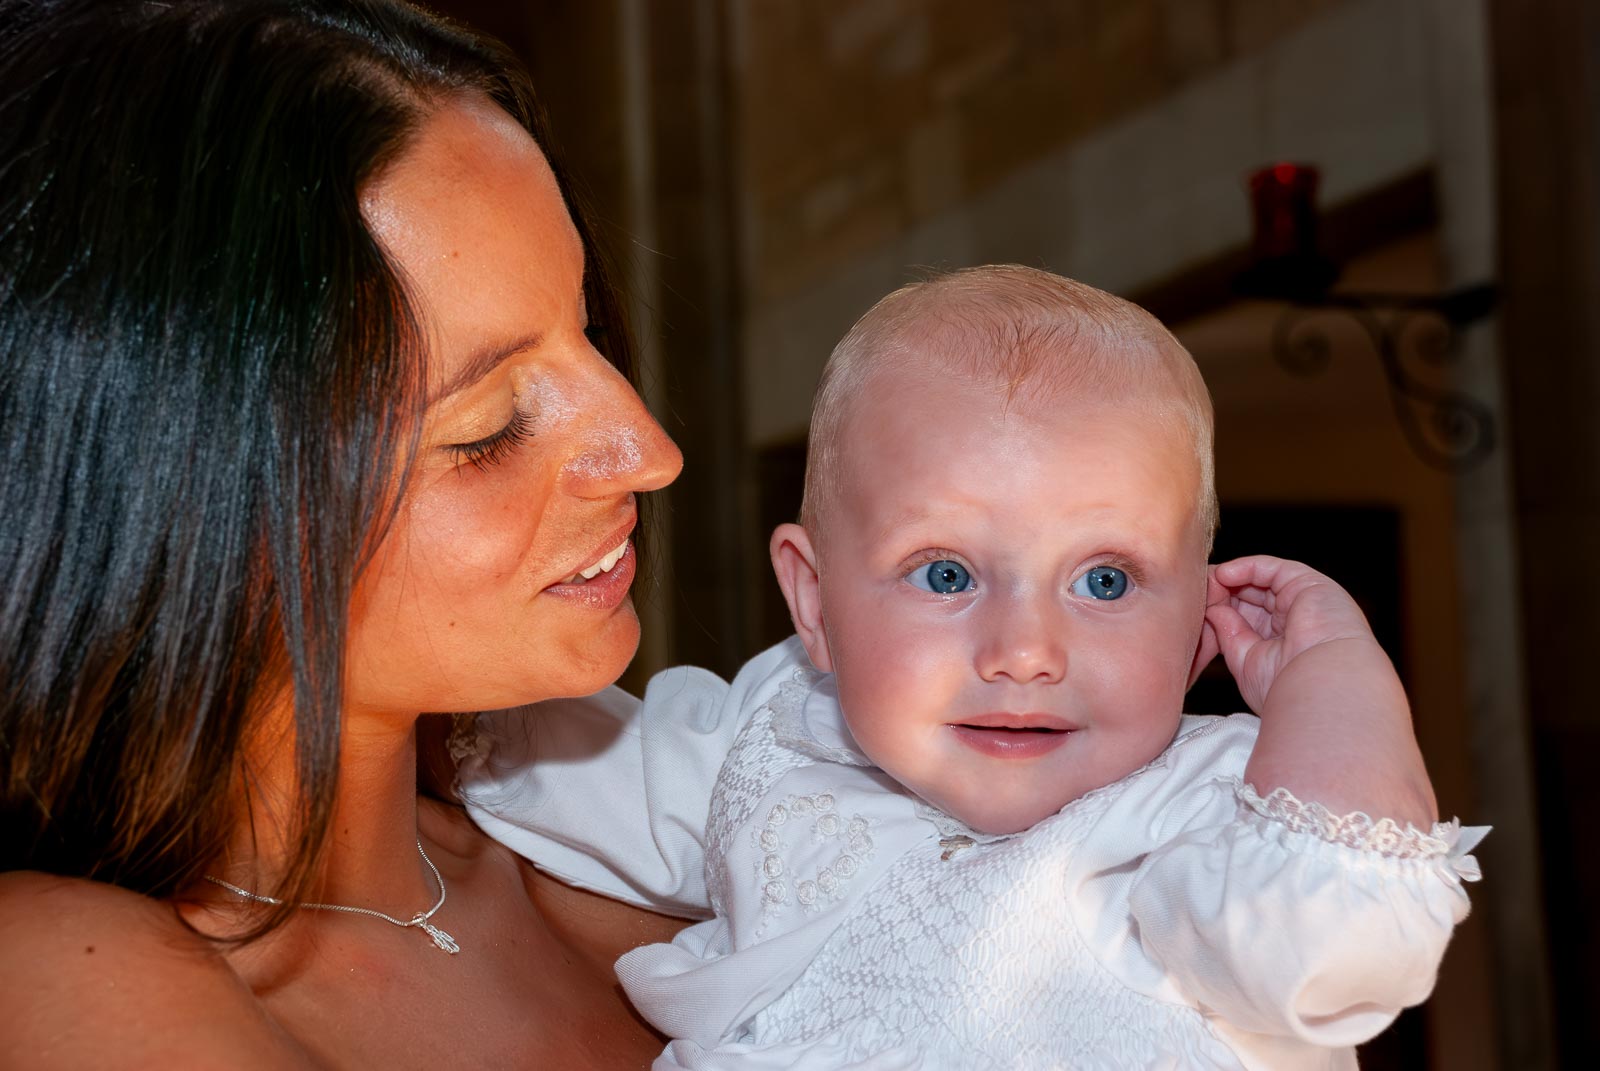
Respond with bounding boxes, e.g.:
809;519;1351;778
1111;716;1486;1049
459;638;810;918
653;1033;922;1070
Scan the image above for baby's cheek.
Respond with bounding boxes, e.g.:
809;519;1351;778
1159;610;1204;690
838;657;952;777
834;676;895;759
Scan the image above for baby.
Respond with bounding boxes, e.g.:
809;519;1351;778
459;266;1485;1070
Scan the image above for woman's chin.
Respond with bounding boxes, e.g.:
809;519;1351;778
555;604;641;698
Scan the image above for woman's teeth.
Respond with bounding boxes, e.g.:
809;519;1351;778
564;540;628;584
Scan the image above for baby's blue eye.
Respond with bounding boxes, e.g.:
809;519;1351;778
909;560;972;594
1073;566;1129;600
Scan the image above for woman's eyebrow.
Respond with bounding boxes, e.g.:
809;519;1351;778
430;332;544;403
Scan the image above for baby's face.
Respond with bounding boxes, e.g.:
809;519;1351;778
809;363;1209;834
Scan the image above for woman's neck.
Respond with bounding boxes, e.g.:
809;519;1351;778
211;703;437;913
320;713;435;904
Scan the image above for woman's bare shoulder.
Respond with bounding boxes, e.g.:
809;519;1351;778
0;872;310;1069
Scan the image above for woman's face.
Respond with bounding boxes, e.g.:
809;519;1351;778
346;96;681;718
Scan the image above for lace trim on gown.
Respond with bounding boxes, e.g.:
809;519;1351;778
1232;777;1485;879
769;669;875;768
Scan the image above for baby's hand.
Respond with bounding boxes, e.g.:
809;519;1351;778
1202;555;1388;715
1200;555;1437;826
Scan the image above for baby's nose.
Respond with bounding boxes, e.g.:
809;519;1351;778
974;596;1067;685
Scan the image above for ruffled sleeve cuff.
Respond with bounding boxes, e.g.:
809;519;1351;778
1233;778;1488;882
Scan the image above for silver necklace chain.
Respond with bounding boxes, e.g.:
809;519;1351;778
205;839;460;954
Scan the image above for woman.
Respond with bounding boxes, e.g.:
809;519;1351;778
0;1;689;1064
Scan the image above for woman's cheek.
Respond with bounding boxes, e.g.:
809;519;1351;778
405;463;547;582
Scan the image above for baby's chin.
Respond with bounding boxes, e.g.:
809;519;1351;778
925;791;1078;837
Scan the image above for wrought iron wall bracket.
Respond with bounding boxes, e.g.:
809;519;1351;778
1268;284;1498;472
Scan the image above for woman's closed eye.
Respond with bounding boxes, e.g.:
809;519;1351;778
905;558;973;594
448;406;534;471
1071;565;1130;600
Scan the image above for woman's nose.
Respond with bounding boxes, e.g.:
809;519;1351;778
974;591;1068;686
562;356;683;496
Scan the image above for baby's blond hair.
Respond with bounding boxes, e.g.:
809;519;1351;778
799;265;1217;549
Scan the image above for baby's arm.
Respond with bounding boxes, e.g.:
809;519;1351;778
1200;554;1437;828
1120;562;1474;1045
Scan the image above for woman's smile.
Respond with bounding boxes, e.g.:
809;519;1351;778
544;512;639;590
543;537;637;611
561;538;630;584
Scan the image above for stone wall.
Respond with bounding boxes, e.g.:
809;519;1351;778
735;0;1438;447
732;0;1345;303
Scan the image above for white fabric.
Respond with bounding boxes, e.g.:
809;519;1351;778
461;640;800;919
461;637;1485;1071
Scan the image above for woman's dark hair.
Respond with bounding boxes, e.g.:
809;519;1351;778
0;0;636;930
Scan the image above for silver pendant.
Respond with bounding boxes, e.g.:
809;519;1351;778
419;921;460;954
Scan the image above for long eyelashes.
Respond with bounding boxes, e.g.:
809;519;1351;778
449;406;534;471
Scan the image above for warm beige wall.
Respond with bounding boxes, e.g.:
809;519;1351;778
732;0;1346;302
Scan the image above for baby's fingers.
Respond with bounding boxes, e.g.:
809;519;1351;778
1206;601;1261;675
1211;554;1310;594
1229;598;1277;639
1211;555;1344;623
1212;555;1374;654
1206;602;1274;712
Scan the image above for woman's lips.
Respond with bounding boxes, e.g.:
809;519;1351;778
948;713;1076;759
543;538;636;610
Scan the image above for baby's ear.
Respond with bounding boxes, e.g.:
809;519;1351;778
1185;567;1227;689
770;523;833;672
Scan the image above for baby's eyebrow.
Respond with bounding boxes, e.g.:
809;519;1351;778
870;492;992;530
867;506;954;547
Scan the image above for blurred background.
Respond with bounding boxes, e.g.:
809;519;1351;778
431;1;1591;1066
